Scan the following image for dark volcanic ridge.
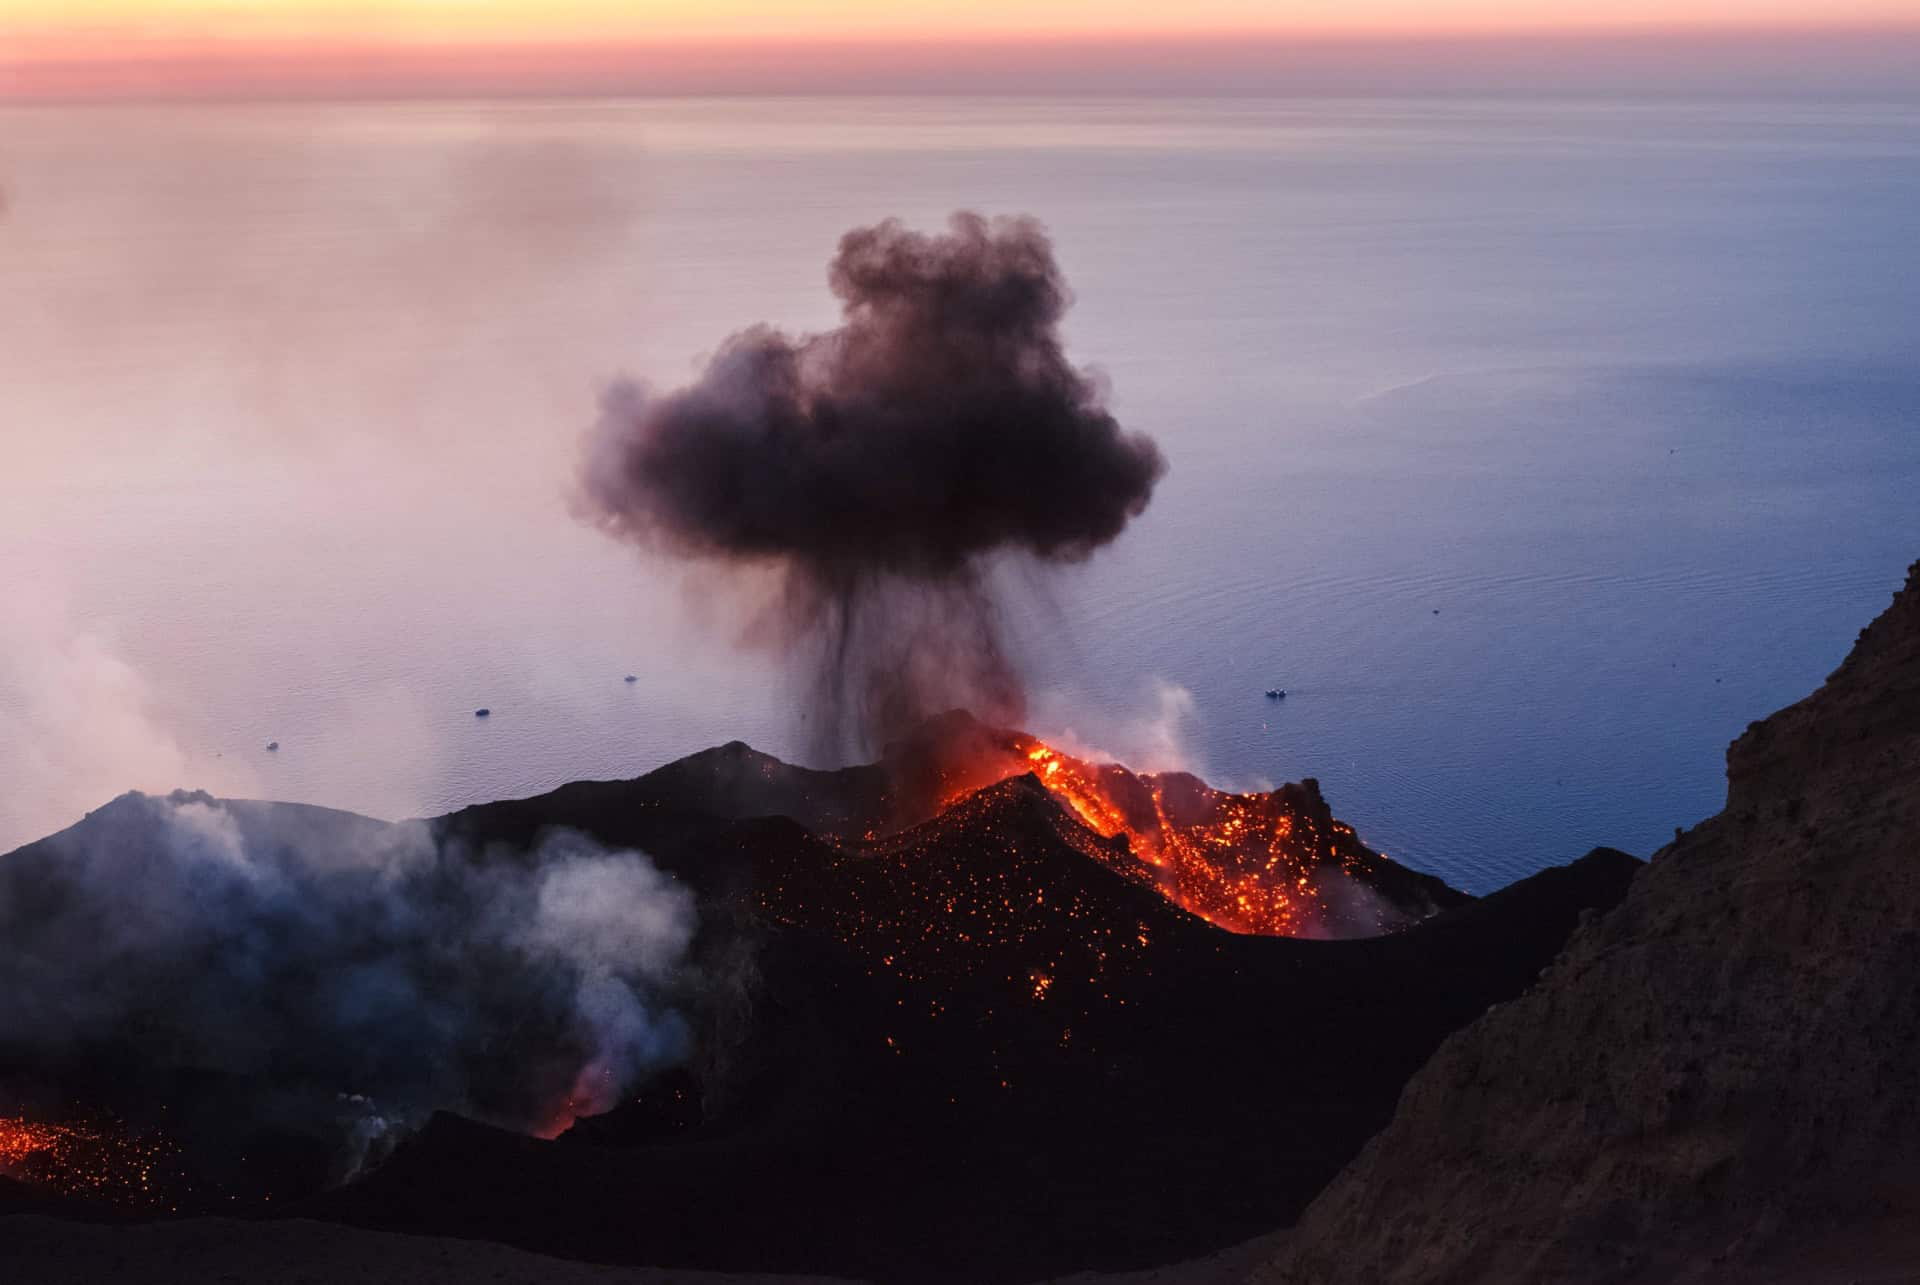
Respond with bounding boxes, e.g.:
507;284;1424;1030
0;714;1637;1280
1257;558;1920;1285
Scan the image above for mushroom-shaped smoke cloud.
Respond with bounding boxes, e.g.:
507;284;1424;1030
578;213;1166;760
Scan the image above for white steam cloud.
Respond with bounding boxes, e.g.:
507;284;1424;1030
0;583;255;851
0;791;697;1172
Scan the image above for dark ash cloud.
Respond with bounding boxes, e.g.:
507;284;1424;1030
578;212;1166;759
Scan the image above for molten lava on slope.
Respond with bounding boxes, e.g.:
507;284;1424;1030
604;709;1460;939
814;714;1465;939
948;733;1451;936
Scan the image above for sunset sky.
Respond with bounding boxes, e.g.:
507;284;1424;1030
5;0;1920;97
11;0;1920;40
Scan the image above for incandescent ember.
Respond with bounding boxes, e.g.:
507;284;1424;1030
0;1114;183;1209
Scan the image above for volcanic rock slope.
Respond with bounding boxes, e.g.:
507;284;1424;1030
1256;560;1920;1285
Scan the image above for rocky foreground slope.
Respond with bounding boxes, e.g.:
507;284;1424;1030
1256;560;1920;1284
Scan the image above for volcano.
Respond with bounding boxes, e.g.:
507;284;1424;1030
0;714;1638;1281
615;711;1466;937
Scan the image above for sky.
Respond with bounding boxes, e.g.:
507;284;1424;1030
13;0;1919;41
4;1;1920;98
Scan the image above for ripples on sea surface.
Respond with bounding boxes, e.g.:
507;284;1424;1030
1;96;1917;891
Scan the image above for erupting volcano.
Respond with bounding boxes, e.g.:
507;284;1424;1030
0;712;1641;1279
568;214;1454;938
0;715;1462;1221
925;729;1447;936
0;212;1503;1273
0;206;1660;1283
0;213;1470;1232
627;709;1465;941
808;714;1461;938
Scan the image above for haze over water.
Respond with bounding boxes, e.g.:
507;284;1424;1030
3;95;1917;892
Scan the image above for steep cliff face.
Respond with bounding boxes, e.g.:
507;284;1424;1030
1258;560;1920;1284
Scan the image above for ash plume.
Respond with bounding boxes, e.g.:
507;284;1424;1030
0;791;695;1181
578;212;1166;759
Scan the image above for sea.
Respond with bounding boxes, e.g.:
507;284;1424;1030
2;95;1917;892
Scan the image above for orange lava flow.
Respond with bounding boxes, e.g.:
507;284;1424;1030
939;736;1375;936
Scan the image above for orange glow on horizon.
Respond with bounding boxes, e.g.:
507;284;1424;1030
8;0;1920;46
5;2;1918;100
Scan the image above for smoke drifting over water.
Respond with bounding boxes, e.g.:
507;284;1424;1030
579;213;1165;760
0;792;695;1179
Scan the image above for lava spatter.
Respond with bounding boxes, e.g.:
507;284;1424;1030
0;1114;186;1209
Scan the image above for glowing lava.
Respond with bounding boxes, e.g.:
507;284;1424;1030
927;733;1405;937
0;1115;180;1207
0;1117;65;1167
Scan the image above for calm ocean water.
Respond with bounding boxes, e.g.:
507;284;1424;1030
2;96;1917;891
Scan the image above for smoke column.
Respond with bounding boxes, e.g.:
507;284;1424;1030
578;212;1166;760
